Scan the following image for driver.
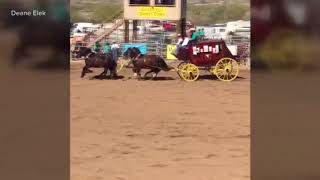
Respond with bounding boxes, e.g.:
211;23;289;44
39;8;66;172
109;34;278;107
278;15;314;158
173;34;188;56
103;41;112;55
92;42;101;53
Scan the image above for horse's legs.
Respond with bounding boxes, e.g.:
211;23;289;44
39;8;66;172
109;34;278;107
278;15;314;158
151;69;160;80
111;61;118;78
143;69;153;79
81;66;89;78
99;68;108;77
111;69;117;79
136;68;142;79
126;59;132;68
132;68;138;78
108;67;117;79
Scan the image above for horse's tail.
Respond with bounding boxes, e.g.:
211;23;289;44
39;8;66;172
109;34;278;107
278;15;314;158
158;58;173;71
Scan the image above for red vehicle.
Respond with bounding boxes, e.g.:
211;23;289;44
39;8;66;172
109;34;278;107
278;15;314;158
176;40;240;82
163;22;176;31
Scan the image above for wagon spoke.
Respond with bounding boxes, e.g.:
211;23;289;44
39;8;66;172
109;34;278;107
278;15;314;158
178;63;199;82
214;58;239;82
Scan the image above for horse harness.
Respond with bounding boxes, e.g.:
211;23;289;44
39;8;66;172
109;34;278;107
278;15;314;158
133;53;145;63
133;53;166;70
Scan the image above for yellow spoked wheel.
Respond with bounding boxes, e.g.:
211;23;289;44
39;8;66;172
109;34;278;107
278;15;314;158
179;63;200;82
116;60;125;73
212;58;239;82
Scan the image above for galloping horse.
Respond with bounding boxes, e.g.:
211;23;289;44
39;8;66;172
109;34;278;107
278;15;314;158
81;51;117;78
123;47;173;79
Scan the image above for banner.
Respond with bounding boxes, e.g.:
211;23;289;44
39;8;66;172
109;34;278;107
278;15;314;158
138;7;167;19
123;44;148;55
167;45;177;60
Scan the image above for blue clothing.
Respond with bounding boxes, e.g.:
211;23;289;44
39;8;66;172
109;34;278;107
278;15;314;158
123;44;148;55
112;48;119;62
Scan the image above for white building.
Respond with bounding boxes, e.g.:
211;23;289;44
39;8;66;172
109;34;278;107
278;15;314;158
196;20;250;40
225;20;250;38
71;23;101;34
197;24;226;40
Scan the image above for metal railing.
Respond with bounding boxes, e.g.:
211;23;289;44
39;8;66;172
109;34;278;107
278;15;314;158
87;19;125;47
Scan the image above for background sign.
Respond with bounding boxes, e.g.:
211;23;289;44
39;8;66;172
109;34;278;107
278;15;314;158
167;45;177;60
122;43;148;55
138;7;167;19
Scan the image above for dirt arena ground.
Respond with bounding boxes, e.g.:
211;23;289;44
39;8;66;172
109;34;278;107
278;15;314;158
71;60;250;180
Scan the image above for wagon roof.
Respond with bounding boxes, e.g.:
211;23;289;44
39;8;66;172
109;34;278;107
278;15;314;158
195;40;227;45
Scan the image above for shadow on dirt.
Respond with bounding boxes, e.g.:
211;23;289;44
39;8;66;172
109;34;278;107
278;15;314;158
90;75;125;80
198;75;246;81
142;76;175;81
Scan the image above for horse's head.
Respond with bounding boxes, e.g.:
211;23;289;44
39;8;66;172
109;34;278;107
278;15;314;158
123;48;130;59
123;47;142;60
131;47;142;56
123;48;135;59
76;47;92;59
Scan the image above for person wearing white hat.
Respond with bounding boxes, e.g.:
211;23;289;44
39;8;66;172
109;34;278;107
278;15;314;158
176;34;183;45
173;33;184;56
111;41;120;75
111;41;120;58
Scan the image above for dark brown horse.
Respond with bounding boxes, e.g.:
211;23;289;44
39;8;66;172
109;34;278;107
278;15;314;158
123;47;173;79
81;52;117;78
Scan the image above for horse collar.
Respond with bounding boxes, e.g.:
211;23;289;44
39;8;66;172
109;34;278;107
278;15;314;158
133;53;142;61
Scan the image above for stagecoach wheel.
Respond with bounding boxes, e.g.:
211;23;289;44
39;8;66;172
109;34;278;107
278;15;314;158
213;58;239;82
176;62;187;79
116;60;125;73
179;63;200;82
177;62;187;69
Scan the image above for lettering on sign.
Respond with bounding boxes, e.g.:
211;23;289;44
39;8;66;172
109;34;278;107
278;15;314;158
138;7;167;19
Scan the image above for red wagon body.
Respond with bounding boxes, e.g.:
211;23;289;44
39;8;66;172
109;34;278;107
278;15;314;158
176;40;240;82
178;40;236;66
